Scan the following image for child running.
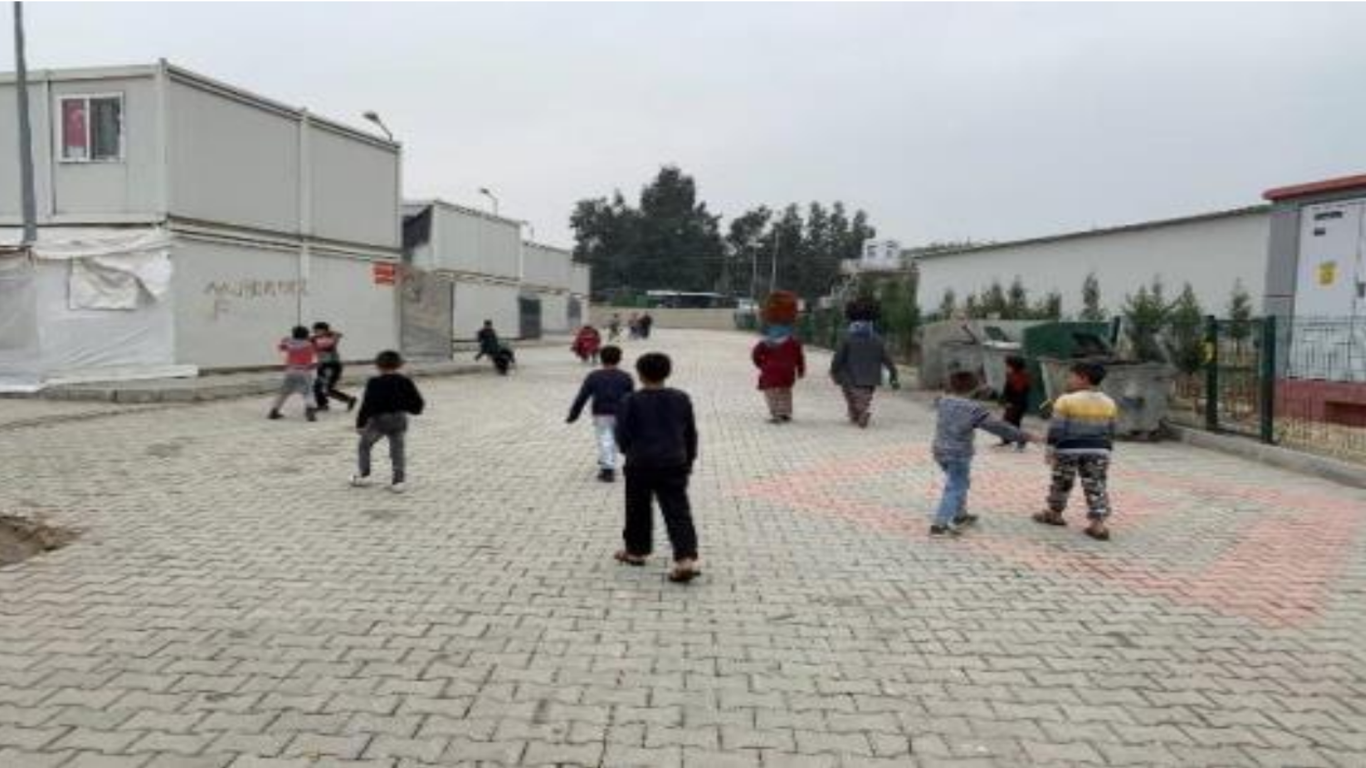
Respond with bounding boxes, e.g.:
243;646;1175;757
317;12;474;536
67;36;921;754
1033;362;1119;541
930;371;1036;536
268;326;318;422
311;321;357;412
351;350;426;493
613;352;701;582
566;345;635;483
998;355;1031;449
751;325;805;423
571;324;602;364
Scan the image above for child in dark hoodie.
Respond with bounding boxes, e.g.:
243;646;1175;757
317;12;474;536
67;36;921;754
351;350;426;494
567;345;635;482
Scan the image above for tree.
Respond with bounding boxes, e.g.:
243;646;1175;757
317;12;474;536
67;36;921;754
1079;272;1106;322
937;288;957;319
1031;291;1063;320
1166;283;1206;376
634;166;725;292
1122;276;1168;362
767;204;805;296
1005;277;1029;320
1227;279;1254;359
570;191;637;299
980;280;1008;318
877;273;920;360
725;206;772;298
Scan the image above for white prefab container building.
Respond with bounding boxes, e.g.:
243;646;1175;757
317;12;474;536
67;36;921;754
914;206;1271;319
0;62;401;389
402;200;588;340
523;241;577;334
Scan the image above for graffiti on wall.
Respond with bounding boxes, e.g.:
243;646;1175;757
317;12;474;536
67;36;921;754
203;279;308;321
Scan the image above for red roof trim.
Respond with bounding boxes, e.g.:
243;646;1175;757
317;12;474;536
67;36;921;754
1263;173;1366;201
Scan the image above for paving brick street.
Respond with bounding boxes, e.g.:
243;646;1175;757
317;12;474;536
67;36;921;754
1;329;1364;768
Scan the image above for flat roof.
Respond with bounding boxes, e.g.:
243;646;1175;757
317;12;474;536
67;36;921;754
1263;173;1366;202
405;198;524;229
0;61;397;150
912;205;1270;261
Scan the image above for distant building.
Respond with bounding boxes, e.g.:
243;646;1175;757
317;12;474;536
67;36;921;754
912;206;1271;317
401;200;588;340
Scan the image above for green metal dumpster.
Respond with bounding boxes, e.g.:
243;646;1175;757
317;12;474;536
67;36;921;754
1018;322;1114;414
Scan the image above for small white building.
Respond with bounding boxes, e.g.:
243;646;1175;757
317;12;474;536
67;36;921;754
402;200;587;340
913;206;1271;318
0;62;401;389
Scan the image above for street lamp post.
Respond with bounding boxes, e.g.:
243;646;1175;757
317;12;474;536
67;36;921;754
361;110;394;142
478;187;499;217
12;1;38;245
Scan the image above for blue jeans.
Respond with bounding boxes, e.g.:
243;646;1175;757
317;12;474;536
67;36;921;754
934;458;972;526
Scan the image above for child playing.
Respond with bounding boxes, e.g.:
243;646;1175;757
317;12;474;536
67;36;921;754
752;325;805;423
571;324;602;364
930;371;1036;536
311;321;358;412
613;352;701;582
998;355;1032;449
268;326;318;422
351;350;426;493
566;345;635;483
1033;362;1118;541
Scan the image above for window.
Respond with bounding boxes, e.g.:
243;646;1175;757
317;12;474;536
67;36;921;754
59;95;123;162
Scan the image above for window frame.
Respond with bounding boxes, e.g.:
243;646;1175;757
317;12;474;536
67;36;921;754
57;92;126;164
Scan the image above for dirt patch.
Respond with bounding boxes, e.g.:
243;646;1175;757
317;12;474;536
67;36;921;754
0;515;78;566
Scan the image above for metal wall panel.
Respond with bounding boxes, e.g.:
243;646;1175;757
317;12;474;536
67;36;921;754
522;242;572;289
309;125;399;248
166;79;300;233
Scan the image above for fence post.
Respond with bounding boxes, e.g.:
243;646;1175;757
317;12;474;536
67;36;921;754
1204;315;1219;432
1259;315;1277;444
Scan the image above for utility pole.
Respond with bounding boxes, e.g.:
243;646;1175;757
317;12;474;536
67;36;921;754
13;1;38;245
768;226;780;295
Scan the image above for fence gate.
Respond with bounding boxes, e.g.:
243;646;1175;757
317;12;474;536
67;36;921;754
399;266;454;360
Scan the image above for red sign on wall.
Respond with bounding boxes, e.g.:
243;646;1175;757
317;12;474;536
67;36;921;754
373;262;397;286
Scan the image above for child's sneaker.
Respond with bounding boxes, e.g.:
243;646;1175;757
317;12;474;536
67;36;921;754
350;474;372;487
597;469;615;483
267;410;283;420
387;482;407;494
928;524;961;537
952;513;979;527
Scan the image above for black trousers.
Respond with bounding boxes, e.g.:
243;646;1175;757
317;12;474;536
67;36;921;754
623;466;698;561
314;362;353;407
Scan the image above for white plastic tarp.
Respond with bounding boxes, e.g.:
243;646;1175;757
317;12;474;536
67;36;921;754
0;227;195;392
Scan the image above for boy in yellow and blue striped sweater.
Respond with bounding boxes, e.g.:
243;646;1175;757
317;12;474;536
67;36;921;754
1034;362;1119;540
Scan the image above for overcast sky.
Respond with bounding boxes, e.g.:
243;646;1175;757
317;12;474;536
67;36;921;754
7;2;1366;247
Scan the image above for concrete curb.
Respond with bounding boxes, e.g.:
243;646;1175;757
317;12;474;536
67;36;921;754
37;360;487;405
1164;424;1366;490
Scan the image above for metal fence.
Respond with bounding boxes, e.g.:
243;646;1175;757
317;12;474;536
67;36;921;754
1277;316;1366;463
1171;315;1366;465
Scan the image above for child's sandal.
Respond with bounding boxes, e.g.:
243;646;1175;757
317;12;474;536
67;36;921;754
1032;511;1066;526
614;550;647;566
668;560;701;583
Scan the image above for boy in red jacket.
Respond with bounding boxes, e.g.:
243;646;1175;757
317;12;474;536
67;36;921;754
752;325;806;423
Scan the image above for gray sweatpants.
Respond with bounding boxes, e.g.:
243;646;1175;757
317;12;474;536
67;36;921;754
271;370;315;413
358;412;408;484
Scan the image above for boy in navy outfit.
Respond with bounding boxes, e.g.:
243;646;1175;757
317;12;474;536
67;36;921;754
566;345;635;482
612;353;701;582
